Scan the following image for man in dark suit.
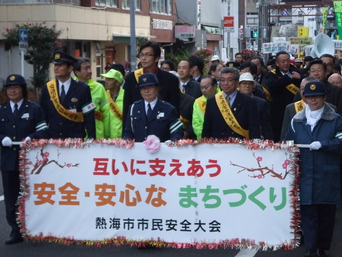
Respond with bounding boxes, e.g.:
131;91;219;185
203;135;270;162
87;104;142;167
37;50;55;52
177;59;202;99
0;74;48;244
264;51;303;142
123;73;183;142
188;55;204;82
123;41;180;124
202;67;260;140
238;72;273;140
39;51;96;139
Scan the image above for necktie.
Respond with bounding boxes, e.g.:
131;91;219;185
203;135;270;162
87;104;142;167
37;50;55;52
182;83;187;92
147;103;152;120
13;104;18;117
226;95;231;107
60;84;66;102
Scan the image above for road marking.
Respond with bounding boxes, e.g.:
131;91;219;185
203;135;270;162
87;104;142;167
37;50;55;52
235;248;260;257
0;195;4;201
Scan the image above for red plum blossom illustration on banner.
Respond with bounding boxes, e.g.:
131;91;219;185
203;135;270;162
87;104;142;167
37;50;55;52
28;147;79;174
230;151;291;180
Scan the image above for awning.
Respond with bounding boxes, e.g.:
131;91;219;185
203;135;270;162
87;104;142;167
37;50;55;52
113;33;156;43
203;26;221;35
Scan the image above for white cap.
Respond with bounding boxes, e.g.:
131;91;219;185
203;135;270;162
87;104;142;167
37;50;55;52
239;72;255;84
211;55;220;62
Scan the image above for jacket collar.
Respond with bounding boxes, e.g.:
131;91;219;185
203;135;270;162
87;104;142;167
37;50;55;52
293;102;336;122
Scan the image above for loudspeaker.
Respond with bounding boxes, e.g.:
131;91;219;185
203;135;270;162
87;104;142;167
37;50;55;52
310;33;335;58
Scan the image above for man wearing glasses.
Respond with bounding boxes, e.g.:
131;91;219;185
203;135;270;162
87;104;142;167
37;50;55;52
264;50;303;142
123;41;180;126
202;67;260;140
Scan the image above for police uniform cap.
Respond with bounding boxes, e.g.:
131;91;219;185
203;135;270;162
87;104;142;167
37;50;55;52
4;74;26;87
100;69;123;84
226;61;241;68
137;73;159;88
53;50;77;65
303;81;327;97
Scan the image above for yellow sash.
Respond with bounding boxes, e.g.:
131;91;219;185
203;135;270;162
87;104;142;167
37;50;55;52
46;80;84;122
106;90;123;122
215;92;249;138
262;87;271;101
134;68;144;83
271;69;299;95
286;83;299;95
94;111;103;121
294;99;305;113
180;115;190;129
196;97;206;114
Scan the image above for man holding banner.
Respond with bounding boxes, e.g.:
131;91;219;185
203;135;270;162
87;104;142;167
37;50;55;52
202;67;260;140
39;51;96;139
123;73;183;142
285;81;342;257
0;74;48;244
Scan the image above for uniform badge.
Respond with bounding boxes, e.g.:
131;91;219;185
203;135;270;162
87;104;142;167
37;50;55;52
55;53;60;60
10;76;16;81
143;78;147;82
71;98;78;103
310;84;316;91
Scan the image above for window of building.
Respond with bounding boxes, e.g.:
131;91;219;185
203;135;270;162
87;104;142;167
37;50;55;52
95;0;118;7
150;0;172;15
122;0;141;10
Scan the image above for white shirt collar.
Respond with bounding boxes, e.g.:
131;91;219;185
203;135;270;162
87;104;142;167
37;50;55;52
145;98;158;111
10;99;24;112
58;77;72;94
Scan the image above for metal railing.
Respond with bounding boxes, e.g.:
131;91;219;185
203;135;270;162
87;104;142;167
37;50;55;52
0;0;80;5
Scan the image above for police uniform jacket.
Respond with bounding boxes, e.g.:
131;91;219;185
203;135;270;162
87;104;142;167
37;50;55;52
123;68;180;121
40;78;95;139
285;103;342;204
123;98;183;142
202;91;261;140
0;99;48;171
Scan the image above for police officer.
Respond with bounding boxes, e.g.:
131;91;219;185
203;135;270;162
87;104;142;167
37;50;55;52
0;74;48;244
39;51;96;139
123;73;183;142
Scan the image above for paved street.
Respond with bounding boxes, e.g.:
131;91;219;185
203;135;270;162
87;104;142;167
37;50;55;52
1;174;342;257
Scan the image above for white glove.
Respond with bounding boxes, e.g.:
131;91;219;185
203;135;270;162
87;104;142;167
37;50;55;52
309;141;322;151
2;137;12;147
20;137;31;147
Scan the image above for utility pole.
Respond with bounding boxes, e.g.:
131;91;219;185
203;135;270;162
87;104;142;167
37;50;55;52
258;0;269;59
130;0;136;71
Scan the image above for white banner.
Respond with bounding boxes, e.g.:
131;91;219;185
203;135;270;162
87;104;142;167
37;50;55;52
19;140;299;250
262;41;291;55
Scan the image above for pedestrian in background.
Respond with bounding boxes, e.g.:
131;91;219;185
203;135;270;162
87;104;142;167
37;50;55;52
0;74;48;244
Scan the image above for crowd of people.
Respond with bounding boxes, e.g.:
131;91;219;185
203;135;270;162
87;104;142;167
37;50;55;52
2;40;342;257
